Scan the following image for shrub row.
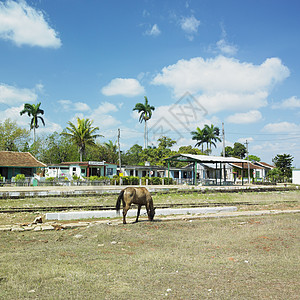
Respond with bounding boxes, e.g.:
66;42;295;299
45;175;173;185
112;176;173;185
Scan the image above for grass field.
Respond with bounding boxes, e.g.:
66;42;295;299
0;189;299;225
0;213;299;299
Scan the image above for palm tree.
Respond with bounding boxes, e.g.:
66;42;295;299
191;127;206;153
61;117;102;162
133;96;155;149
203;124;221;150
20;102;45;142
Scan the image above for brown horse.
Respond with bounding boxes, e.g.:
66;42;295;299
116;187;155;224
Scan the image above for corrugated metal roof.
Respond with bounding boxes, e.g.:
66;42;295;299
165;153;251;164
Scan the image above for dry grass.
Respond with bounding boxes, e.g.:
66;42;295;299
0;190;299;225
0;214;299;299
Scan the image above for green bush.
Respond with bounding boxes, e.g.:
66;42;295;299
150;177;162;185
0;174;3;182
163;177;173;185
88;176;109;181
121;176;139;185
15;174;26;182
141;176;150;185
111;176;120;185
46;177;56;182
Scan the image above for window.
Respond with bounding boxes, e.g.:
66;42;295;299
106;168;113;176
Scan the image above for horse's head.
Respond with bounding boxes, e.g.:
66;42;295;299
148;207;156;221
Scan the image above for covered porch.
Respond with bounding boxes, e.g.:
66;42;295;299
164;154;251;186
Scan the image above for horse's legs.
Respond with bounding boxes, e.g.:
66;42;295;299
122;204;130;224
135;205;142;223
145;202;151;220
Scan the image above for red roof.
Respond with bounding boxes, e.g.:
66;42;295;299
230;162;264;169
0;151;46;168
255;162;274;169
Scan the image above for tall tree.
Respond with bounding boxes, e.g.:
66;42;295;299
232;142;247;159
222;143;247;158
40;132;78;164
0;119;30;151
191;124;221;152
203;124;221;150
20;102;45;142
157;136;176;149
178;145;202;155
104;140;118;163
121;144;143;165
248;155;261;162
61;118;102;162
133;96;155;149
273;154;293;179
191;127;206;152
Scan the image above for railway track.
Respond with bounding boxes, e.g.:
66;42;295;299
1;201;297;214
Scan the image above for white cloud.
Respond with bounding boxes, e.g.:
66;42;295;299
180;15;200;33
216;39;238;56
0;83;37;105
196;91;268;114
152;56;290;113
262;122;300;133
215;24;238;56
180;15;200;40
0;105;25;124
58;100;90;112
145;24;161;37
87;102;120;130
101;78;145;97
272;96;300;109
0;0;61;48
226;110;262;124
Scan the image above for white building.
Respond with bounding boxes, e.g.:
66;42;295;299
46;161;117;179
292;169;300;184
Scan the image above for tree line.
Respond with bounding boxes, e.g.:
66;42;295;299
0;97;294;181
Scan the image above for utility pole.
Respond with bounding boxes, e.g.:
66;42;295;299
222;122;226;182
118;128;121;172
245;140;250;184
222;122;225;157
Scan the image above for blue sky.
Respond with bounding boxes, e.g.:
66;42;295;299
0;0;300;166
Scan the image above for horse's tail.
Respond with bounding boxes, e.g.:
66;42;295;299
116;189;125;214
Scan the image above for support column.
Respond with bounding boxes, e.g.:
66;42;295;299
215;163;217;185
242;163;244;186
168;161;170;184
194;161;197;185
220;163;222;186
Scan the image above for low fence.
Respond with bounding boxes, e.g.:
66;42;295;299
1;176;278;187
1;176;175;187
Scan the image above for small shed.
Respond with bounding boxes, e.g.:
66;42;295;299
0;151;46;180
